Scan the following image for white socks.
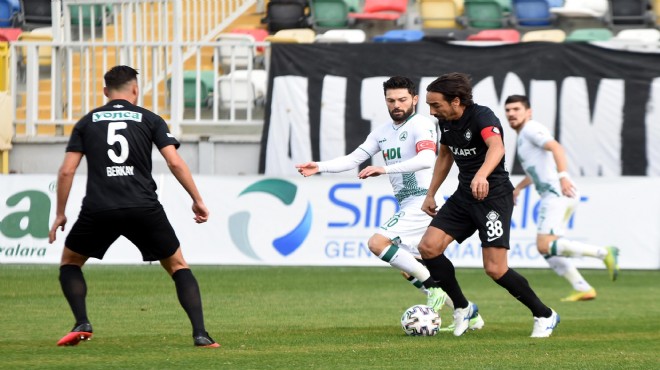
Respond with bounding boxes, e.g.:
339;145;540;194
379;245;431;283
550;238;608;259
545;256;593;292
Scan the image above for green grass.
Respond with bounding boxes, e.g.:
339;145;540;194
0;265;658;369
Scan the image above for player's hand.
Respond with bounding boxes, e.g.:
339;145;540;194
48;214;67;244
357;166;385;179
560;177;577;198
512;188;520;206
471;175;489;201
192;201;209;224
421;195;438;217
295;162;319;177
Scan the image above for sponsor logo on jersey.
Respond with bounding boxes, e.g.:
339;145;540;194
382;147;402;161
92;110;143;122
448;146;476;157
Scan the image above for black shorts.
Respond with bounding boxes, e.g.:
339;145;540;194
65;206;180;261
429;190;513;248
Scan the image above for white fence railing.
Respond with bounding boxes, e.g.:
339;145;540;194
12;0;263;138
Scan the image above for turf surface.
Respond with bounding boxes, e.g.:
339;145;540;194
0;265;658;369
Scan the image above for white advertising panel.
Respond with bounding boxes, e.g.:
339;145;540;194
1;175;658;269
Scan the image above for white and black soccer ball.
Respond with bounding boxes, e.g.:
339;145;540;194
400;304;440;336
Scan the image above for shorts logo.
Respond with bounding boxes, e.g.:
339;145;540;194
485;210;503;242
228;179;312;260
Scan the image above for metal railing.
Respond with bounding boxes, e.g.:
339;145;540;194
12;0;262;138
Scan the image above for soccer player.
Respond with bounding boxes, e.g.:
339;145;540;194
418;73;559;338
504;94;619;302
48;65;219;348
296;76;483;330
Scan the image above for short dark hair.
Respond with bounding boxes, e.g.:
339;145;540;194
383;76;417;96
104;65;139;90
426;72;473;106
505;94;530;109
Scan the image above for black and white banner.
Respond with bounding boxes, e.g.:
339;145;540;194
260;42;660;176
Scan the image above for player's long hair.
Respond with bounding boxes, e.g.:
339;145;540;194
426;72;473;107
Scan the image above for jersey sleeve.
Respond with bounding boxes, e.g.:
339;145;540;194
412;117;438;153
151;115;180;149
66;118;88;152
524;122;553;148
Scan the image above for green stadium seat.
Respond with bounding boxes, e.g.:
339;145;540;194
168;70;216;108
565;27;613;42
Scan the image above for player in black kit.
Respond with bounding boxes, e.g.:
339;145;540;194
48;65;219;348
418;73;559;338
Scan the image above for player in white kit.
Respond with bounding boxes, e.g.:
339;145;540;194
296;76;483;330
504;95;620;302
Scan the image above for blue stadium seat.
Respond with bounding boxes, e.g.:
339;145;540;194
0;0;22;27
512;0;554;26
373;29;425;42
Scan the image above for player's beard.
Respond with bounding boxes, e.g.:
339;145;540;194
389;105;414;123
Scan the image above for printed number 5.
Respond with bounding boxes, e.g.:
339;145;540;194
107;121;128;163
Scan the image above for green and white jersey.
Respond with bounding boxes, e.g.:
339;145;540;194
516;120;561;197
360;113;438;203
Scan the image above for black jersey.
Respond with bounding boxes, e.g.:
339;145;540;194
66;99;180;212
438;104;513;201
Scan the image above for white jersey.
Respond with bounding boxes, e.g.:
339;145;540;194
517;120;579;235
516;120;563;198
359;113;438;203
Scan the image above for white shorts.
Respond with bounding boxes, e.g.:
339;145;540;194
536;192;580;236
376;196;433;258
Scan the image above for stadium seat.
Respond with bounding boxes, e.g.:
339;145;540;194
22;0;52;29
343;0;362;12
314;28;367;42
461;0;510;28
656;0;660;26
68;4;109;26
494;0;512;12
266;28;316;43
17;28;53;69
550;0;608;18
613;28;660;42
0;27;22;42
348;0;408;22
565;27;613;42
168;70;216;108
261;0;311;34
373;29;425;42
546;0;564;8
0;0;22;27
216;70;268;112
466;28;520;42
216;33;258;71
521;28;566;42
310;0;349;29
230;28;269;52
418;0;461;29
608;0;652;26
0;40;8;91
511;0;555;27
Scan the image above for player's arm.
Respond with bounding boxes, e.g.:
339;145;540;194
296;146;373;177
422;144;453;216
544;139;576;198
472;129;505;201
49;151;83;243
160;145;208;223
513;176;532;205
360;140;436;179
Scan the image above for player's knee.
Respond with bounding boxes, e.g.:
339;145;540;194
367;235;386;255
536;235;555;255
484;265;506;280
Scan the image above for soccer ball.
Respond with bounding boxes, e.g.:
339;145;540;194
400;304;440;336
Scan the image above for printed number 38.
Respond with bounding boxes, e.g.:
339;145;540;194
107;121;128;164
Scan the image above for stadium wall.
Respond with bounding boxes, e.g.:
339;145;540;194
1;175;658;269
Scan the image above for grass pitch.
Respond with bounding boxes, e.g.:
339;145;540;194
0;265;658;369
